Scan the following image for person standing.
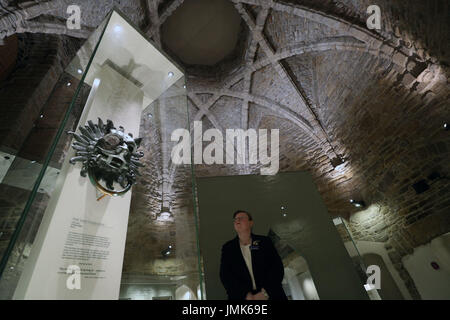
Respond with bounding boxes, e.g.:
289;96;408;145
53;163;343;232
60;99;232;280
219;210;288;300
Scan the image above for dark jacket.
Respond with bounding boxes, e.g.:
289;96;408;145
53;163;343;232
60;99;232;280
219;233;288;300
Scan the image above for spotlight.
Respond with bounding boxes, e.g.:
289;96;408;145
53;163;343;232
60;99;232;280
162;245;173;257
168;71;174;77
331;155;345;170
350;199;365;208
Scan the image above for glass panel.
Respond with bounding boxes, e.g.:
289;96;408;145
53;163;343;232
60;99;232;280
0;13;111;299
196;172;370;300
118;76;205;300
0;9;203;300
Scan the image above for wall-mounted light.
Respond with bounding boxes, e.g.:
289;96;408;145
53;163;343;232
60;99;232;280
350;199;365;208
331;155;345;168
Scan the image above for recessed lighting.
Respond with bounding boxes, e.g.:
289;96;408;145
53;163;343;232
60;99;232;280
168;245;172;249
77;69;83;74
168;72;174;77
67;82;71;87
40;115;44;118
282;213;287;217
281;206;285;210
349;199;354;203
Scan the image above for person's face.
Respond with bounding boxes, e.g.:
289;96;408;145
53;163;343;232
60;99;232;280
233;212;253;233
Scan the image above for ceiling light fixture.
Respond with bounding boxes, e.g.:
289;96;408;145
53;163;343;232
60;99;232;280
168;71;174;77
67;82;71;87
444;123;449;131
77;69;83;74
350;199;365;208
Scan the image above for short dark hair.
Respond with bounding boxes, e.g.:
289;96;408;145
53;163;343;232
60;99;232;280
233;210;253;221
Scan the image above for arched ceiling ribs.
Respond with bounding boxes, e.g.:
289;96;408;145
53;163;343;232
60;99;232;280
186;92;224;132
147;0;186;40
234;0;385;47
0;0;64;39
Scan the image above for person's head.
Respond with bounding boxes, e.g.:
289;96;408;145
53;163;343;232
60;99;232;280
233;210;253;234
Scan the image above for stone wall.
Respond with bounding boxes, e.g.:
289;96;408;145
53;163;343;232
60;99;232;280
0;33;83;155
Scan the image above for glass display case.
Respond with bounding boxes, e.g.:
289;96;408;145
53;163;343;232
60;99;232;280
0;9;204;300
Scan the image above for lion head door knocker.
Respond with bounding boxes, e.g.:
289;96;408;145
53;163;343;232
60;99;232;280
68;118;144;199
